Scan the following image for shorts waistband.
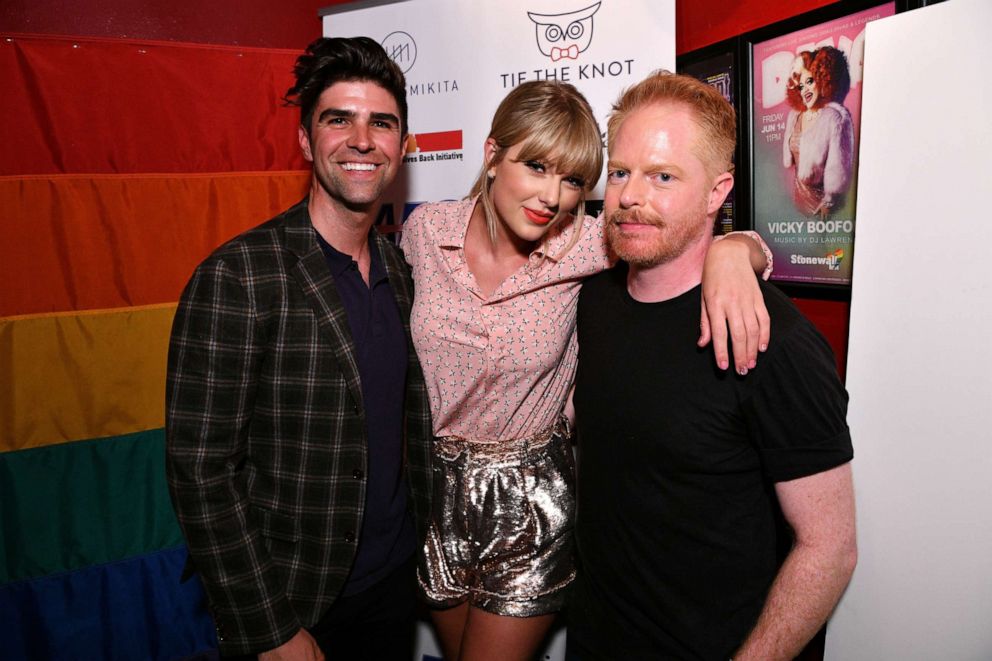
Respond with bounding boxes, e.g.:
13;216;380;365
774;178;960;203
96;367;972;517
434;416;568;461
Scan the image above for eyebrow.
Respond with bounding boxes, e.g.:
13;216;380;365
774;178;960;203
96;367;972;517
316;108;352;123
371;111;401;126
316;108;400;127
607;160;686;177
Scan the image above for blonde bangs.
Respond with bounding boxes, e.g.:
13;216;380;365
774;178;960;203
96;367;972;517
513;114;604;190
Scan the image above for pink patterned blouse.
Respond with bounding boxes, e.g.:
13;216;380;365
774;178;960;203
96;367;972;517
400;198;771;442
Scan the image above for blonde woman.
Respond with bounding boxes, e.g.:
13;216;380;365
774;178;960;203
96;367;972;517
401;81;771;660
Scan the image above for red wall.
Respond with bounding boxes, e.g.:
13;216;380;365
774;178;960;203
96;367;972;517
677;0;837;54
0;0;850;376
0;0;341;49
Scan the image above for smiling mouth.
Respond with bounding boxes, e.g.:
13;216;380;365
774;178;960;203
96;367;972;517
523;208;554;225
340;162;379;171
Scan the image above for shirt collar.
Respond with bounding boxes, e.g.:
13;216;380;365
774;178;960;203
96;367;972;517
437;196;573;265
314;229;388;285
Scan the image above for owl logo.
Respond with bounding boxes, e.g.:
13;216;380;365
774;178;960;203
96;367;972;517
527;2;601;62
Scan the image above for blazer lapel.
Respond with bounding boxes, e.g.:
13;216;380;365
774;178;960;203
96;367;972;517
282;202;365;416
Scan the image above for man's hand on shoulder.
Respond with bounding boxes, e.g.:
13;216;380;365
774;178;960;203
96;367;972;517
258;629;324;661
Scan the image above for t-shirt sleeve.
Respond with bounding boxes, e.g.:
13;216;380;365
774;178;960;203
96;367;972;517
742;319;853;482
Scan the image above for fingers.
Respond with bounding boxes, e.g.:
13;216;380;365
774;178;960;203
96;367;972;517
707;300;732;372
727;310;750;375
698;299;713;349
704;283;771;376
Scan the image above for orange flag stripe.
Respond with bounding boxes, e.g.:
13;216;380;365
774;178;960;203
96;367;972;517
0;171;309;317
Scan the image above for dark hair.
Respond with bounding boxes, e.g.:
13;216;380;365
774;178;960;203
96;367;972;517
785;47;851;111
284;36;408;135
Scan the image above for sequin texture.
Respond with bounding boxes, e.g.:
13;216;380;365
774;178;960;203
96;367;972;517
418;419;576;617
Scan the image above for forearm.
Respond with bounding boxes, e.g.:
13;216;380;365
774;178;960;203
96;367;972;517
733;536;857;660
717;231;771;279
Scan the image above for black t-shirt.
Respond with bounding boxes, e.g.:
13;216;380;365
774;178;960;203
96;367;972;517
569;265;852;660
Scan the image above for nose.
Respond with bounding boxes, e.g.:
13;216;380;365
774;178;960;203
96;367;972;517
618;174;646;210
539;177;561;210
348;121;373;152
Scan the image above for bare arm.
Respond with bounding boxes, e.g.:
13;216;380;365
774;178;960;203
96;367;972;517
699;233;772;375
733;462;857;661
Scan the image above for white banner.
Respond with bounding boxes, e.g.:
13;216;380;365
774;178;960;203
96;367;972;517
323;0;675;233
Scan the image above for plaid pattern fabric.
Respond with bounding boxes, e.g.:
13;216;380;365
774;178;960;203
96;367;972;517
165;199;433;655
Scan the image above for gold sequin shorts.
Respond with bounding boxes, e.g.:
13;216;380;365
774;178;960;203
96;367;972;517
418;418;576;617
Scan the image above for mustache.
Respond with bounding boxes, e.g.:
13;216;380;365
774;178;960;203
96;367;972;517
608;209;664;227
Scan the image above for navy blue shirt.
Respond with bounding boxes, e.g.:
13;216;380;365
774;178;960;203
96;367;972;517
314;231;415;596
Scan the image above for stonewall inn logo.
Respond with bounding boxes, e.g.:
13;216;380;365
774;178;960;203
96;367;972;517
527;2;601;61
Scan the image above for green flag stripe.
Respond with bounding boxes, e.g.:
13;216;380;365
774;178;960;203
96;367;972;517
0;429;183;584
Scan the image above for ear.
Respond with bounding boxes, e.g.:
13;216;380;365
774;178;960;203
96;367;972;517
484;137;499;176
706;171;734;216
298;124;314;163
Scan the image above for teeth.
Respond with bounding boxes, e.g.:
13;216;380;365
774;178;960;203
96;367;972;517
341;163;377;171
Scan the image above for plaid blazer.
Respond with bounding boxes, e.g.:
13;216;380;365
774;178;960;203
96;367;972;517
165;200;434;655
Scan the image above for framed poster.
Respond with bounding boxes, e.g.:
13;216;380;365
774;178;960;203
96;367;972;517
747;1;899;292
678;37;744;236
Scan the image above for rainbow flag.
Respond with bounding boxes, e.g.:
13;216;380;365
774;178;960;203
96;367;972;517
1;33;310;659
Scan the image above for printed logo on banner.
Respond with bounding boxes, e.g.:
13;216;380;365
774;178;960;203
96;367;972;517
500;1;634;89
382;31;417;73
403;130;464;164
527;2;601;62
789;249;844;271
381;30;460;97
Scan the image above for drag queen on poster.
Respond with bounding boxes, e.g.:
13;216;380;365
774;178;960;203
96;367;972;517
782;46;855;218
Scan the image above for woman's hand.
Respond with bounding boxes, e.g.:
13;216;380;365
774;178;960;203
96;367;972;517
698;236;771;375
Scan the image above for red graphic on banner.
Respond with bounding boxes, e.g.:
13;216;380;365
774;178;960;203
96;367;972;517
406;130;463;153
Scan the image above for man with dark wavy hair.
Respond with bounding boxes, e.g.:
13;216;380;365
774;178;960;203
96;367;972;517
166;37;432;660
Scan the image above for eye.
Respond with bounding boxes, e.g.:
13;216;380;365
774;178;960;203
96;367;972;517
607;169;628;183
545;25;563;41
564;175;585;189
524;160;547;173
656;173;674;183
566;22;584;39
